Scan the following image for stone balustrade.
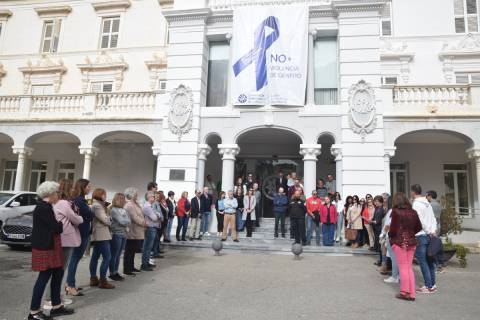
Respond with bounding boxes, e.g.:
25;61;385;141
0;96;21;113
393;85;470;106
95;92;156;113
31;94;85;113
208;0;331;10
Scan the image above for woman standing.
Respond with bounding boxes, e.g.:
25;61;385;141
123;187;146;275
215;191;226;236
235;188;244;232
388;193;422;301
320;196;337;246
165;191;177;242
176;191;190;241
109;193;130;281
66;179;93;297
243;189;256;237
346;195;363;248
28;181;74;320
253;182;262;227
234;177;245;195
362;197;375;249
89;188;114;289
333;192;344;242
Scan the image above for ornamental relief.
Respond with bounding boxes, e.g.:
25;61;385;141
348;80;377;141
168;84;194;141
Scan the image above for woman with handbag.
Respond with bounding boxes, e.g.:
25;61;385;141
346;195;363;248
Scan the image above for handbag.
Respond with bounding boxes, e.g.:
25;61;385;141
427;235;443;261
345;224;358;241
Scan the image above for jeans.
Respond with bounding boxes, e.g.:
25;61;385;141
393;244;417;298
152;227;161;256
66;234;89;288
386;239;399;279
200;211;210;234
109;234;126;275
274;211;286;236
236;209;245;231
165;218;174;240
291;217;306;244
322;223;335;246
142;227;157;267
124;239;141;273
89;240;112;279
335;212;344;241
415;235;436;288
176;216;189;239
306;215;320;245
46;247;73;299
30;267;63;311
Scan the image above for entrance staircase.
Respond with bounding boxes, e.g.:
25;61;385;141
166;218;374;256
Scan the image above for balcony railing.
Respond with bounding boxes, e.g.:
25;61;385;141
393;85;470;106
31;95;85;113
208;0;331;10
0;96;21;113
95;92;156;113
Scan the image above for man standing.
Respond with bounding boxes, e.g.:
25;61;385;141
411;184;438;294
145;182;158;202
189;190;202;241
273;187;289;238
199;187;214;237
426;190;445;272
325;174;336;196
305;190;321;246
288;190;307;245
222;190;239;242
316;179;328;199
275;171;288;193
371;195;385;265
142;192;161;271
244;173;255;191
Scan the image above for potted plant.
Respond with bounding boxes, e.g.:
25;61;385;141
440;207;469;267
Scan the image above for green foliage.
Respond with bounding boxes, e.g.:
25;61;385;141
440;207;463;239
443;239;469;268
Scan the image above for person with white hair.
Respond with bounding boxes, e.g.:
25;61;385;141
222;190;239;242
123;187;146;275
28;181;74;319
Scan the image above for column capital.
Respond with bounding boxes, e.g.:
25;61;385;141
309;28;318;38
218;144;240;161
299;144;322;161
467;147;480;160
197;144;212;161
331;144;343;161
152;146;161;157
12;146;33;156
384;146;396;158
79;146;99;157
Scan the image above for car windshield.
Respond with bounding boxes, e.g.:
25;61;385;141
0;193;14;205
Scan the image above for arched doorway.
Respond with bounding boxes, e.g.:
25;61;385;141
393;130;474;216
204;133;222;194
236;128;303;218
316;133;336;194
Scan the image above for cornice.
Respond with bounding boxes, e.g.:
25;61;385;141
77;51;128;72
332;0;386;12
18;55;67;74
310;6;337;18
34;5;72;18
0;9;13;20
158;0;174;9
207;11;233;24
91;0;131;13
162;7;211;23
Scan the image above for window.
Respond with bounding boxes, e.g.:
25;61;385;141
206;41;229;107
455;0;479;33
40;19;62;53
2;161;17;191
29;161;47;192
390;163;408;196
91;81;113;93
314;37;338;105
444;164;471;215
57;162;75;181
455;72;480;84
100;16;120;49
31;84;53;95
380;2;393;36
158;80;167;93
381;76;398;85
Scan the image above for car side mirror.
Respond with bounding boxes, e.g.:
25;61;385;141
9;201;20;207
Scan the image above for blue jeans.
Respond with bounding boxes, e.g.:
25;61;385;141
142;227;157;267
152;227;161;256
335;212;344;241
236;209;245;231
166;218;174;240
415;235;436;288
306;215;320;244
30;267;63;311
109;234;126;275
89;240;111;279
176;216;189;239
322;223;335;246
66;234;88;288
386;239;399;279
200;211;210;234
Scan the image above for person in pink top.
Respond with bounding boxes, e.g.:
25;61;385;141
320;196;337;246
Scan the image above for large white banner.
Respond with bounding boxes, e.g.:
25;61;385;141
230;6;308;106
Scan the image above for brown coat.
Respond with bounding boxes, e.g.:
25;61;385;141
91;200;112;242
125;200;145;240
347;204;363;230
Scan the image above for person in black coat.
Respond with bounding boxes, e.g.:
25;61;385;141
189;191;202;240
199;187;214;236
371;195;386;263
288;190;307;245
275;171;288;194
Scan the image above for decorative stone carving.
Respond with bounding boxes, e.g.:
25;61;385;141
34;6;72;18
152;146;161;157
384;146;396;159
467;147;480;160
19;55;67;94
92;0;131;12
145;52;167;91
79;147;99;158
380;40;414;84
439;34;480;83
12;147;34;157
218;144;240;160
299;144;321;161
77;51;128;93
158;0;174;9
168;84;194;141
330;144;342;161
348;80;377;141
0;63;6;86
197;144;212;161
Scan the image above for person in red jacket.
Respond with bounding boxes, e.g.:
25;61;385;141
175;191;190;241
320;196;337;246
305;191;322;246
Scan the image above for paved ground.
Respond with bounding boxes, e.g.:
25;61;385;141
0;244;479;320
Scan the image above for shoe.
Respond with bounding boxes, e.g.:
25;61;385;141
159;250;166;254
197;236;202;240
149;258;156;265
374;261;382;266
49;306;75;317
90;276;99;287
233;239;239;242
116;274;125;281
61;297;72;305
141;265;154;271
415;286;431;294
395;293;415;301
65;286;83;297
384;276;399;284
429;286;438;293
274;234;278;238
205;232;210;236
282;234;286;238
181;238;187;241
99;278;115;289
189;237;194;241
109;274;123;281
176;237;181;241
221;239;226;241
124;271;136;277
163;239;171;243
28;311;52;320
43;300;52;310
132;268;142;273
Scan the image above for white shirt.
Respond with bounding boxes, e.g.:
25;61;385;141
413;196;437;236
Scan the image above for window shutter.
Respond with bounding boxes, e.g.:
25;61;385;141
455;0;465;15
112;18;120;33
102;19;111;33
91;82;102;93
382;21;392;36
52;20;62;52
467;0;477;14
102;83;113;92
455;17;466;32
468;15;479;32
110;34;118;48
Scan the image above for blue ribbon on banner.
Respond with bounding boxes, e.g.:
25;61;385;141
232;16;280;91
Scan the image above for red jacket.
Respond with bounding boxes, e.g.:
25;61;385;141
176;198;190;217
320;204;337;224
305;197;322;216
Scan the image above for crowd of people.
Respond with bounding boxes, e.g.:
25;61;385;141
27;171;443;318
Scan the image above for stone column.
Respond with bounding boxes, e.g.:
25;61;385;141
12;147;33;191
384;147;396;194
331;144;343;196
79;147;99;180
196;144;212;189
218;144;240;192
300;144;322;195
152;147;162;184
467;148;480;213
306;28;317;106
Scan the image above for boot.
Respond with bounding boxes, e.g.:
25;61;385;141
99;278;115;289
90;276;99;287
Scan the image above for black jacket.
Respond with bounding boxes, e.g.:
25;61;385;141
275;177;288;193
199;193;213;212
167;198;176;218
288;199;306;219
372;206;385;231
31;200;63;250
190;197;201;218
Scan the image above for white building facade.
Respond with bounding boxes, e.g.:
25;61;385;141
1;0;480;229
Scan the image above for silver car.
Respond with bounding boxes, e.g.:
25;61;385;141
0;191;40;228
